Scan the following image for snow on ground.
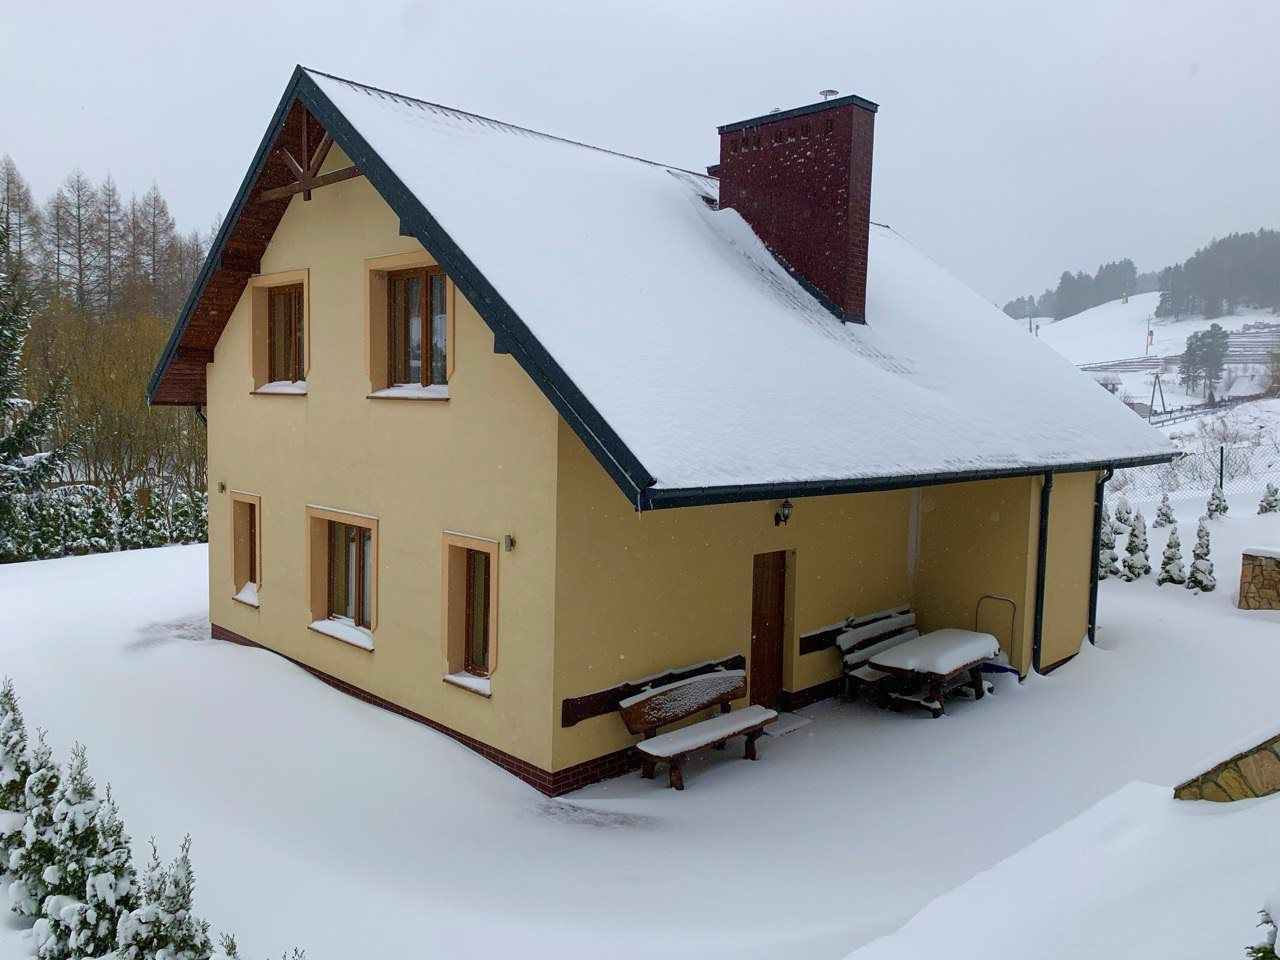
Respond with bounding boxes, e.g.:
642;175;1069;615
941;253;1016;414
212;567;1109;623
1162;397;1280;449
1;501;1279;959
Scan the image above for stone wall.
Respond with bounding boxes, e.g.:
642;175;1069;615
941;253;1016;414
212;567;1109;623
1175;731;1280;801
1239;549;1280;610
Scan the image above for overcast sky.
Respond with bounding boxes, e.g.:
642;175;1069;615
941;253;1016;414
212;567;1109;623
3;0;1278;303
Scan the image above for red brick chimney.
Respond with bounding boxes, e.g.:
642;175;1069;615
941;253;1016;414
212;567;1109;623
715;93;877;323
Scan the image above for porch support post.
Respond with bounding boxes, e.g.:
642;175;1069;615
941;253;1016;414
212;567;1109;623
1086;468;1115;646
1031;471;1055;673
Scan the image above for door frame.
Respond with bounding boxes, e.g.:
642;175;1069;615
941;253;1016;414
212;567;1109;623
750;550;790;709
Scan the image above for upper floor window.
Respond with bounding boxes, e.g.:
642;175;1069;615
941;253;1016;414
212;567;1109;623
268;284;306;384
388;267;448;387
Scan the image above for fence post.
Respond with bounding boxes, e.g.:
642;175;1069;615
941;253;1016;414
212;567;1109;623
1219;445;1225;490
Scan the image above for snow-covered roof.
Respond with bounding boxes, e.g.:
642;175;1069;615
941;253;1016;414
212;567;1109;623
157;67;1178;508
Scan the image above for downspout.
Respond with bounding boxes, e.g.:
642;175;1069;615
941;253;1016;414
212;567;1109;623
1031;471;1054;673
194;405;207;426
1086;467;1114;645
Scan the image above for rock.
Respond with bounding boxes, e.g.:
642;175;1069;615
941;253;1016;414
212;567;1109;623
1239;750;1280;796
1216;765;1256;800
1199;780;1231;803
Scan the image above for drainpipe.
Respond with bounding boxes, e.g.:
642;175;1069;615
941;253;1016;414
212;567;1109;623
1031;472;1054;674
1086;467;1114;645
194;405;207;426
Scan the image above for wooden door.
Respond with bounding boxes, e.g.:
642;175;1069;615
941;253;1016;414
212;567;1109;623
750;551;787;709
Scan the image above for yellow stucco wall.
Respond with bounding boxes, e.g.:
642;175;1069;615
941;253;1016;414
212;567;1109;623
1040;470;1098;668
206;148;562;769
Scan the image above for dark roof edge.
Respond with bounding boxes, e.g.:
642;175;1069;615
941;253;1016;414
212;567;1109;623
718;92;879;135
637;452;1177;511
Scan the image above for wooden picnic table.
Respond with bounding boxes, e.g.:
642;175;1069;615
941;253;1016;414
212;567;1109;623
868;628;1000;718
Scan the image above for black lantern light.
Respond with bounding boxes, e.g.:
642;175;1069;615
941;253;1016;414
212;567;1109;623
774;499;793;526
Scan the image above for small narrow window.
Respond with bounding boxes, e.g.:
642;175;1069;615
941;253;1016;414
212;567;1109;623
231;493;261;607
268;284;305;384
328;521;372;629
464;548;491;676
388;267;448;387
442;533;497;692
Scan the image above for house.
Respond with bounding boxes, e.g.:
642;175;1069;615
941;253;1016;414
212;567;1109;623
148;67;1177;795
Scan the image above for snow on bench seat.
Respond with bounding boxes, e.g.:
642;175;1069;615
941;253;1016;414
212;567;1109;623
636;706;778;759
869;628;999;676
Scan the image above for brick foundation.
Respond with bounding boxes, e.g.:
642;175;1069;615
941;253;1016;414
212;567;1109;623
1238;549;1280;610
210;623;637;796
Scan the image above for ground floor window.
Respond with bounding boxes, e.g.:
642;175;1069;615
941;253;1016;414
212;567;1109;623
306;506;378;650
464;548;492;675
442;532;498;692
328;520;372;629
230;492;261;607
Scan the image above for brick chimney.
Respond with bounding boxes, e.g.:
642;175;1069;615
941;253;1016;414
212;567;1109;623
715;93;877;323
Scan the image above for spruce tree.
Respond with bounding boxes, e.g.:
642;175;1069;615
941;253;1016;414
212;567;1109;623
0;677;31;862
1206;484;1229;519
1153;493;1176;528
1098;515;1121;580
31;492;66;560
169;493;194;545
1113;494;1134;531
117;841;165;960
139;489;169;548
116;491;146;551
60;489;92;557
1156;527;1187;585
1187;519;1216;592
153;837;213;960
1122;511;1151;581
0;492;34;563
0;224;78;564
64;788;136;958
1259;483;1279;515
85;487;117;553
9;730;61;918
36;744;101;960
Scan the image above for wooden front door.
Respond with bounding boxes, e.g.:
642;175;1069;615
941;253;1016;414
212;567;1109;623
750;551;787;709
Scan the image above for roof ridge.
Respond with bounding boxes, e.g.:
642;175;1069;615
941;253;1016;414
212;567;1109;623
302;66;716;182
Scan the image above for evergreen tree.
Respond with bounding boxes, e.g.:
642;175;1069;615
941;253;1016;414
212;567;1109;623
1152;493;1176;528
154;837;213;960
1122;511;1151;581
1259;483;1279;515
0;492;34;563
35;744;101;960
192;491;207;543
1113;494;1134;531
1097;515;1121;580
30;492;66;560
169;493;194;545
1156;527;1187;585
60;489;92;557
139;488;169;547
85;486;117;553
1187;518;1216;592
116;491;146;551
0;677;31;862
64;788;136;958
9;730;61;918
1206;484;1229;519
117;841;165;960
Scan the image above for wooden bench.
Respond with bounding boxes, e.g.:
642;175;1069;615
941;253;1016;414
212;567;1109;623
618;669;777;790
796;605;921;701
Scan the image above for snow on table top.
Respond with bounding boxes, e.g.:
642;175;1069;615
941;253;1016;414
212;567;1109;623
868;629;999;675
310;71;1175;490
636;705;777;757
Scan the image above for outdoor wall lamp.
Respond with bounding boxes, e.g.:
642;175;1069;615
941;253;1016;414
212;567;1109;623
774;499;793;526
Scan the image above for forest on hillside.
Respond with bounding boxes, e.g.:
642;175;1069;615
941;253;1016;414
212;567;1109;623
1003;229;1280;323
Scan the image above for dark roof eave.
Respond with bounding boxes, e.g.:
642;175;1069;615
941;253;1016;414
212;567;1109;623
638;452;1178;511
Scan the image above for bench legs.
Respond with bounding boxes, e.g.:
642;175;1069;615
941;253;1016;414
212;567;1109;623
641;757;657;781
928;679;946;718
969;666;985;701
744;729;762;761
668;757;686;791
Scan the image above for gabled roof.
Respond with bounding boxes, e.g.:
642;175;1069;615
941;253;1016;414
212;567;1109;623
151;66;1177;509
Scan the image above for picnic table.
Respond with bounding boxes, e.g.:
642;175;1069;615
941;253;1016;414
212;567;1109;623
868;628;999;718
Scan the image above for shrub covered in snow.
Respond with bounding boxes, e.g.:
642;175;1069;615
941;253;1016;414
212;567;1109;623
0;677;30;862
1153;493;1176;528
1206;484;1229;519
8;730;62;918
220;932;306;960
1187;519;1216;592
1248;905;1278;958
1260;483;1280;515
62;789;138;958
118;837;213;960
1097;516;1121;580
1122;511;1151;581
34;744;102;960
1156;527;1187;585
1113;494;1134;531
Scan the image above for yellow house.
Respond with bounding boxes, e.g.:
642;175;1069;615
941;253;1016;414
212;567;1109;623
149;68;1176;794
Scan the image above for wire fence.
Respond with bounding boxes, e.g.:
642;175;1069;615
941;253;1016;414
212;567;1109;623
1109;443;1280;504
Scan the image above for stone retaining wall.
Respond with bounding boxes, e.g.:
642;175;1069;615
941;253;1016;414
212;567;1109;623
1239;548;1280;610
1175;731;1280;801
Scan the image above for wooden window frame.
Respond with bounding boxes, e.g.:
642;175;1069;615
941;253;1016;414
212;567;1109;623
267;283;305;383
385;266;448;388
230;491;262;604
463;547;492;676
248;269;309;394
306;505;379;636
364;251;455;397
326;520;373;629
441;532;499;683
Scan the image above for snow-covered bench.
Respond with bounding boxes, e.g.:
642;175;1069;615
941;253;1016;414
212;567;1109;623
867;628;1000;718
818;605;921;701
618;668;777;790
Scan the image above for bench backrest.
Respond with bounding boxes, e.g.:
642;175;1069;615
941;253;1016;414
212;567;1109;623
617;669;746;736
837;608;918;668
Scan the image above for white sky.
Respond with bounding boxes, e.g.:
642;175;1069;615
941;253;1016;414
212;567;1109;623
3;0;1278;303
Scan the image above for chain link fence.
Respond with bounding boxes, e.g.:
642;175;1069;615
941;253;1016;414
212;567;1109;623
1109;443;1280;504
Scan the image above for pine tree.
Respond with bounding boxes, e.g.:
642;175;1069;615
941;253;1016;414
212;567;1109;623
0;492;34;563
1206;484;1229;519
153;837;213;960
35;745;101;960
1187;518;1216;592
9;730;62;918
139;488;169;548
30;492;66;560
1098;515;1121;580
0;677;31;862
1259;483;1279;515
1153;493;1176;528
0;224;78;564
85;487;117;553
64;788;136;958
169;493;196;545
1122;511;1151;581
1113;494;1134;531
117;841;165;960
1156;527;1187;585
60;489;92;557
116;491;146;551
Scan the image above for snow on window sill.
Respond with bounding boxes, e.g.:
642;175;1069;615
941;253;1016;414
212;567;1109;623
308;618;374;651
253;380;308;396
367;385;449;401
232;582;259;608
443;672;491;698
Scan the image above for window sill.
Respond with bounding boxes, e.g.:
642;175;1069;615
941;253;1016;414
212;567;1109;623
367;385;449;401
308;618;374;651
443;672;491;698
232;582;260;608
253;380;308;396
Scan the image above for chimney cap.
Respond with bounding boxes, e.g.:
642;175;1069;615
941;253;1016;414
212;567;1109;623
718;92;878;135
